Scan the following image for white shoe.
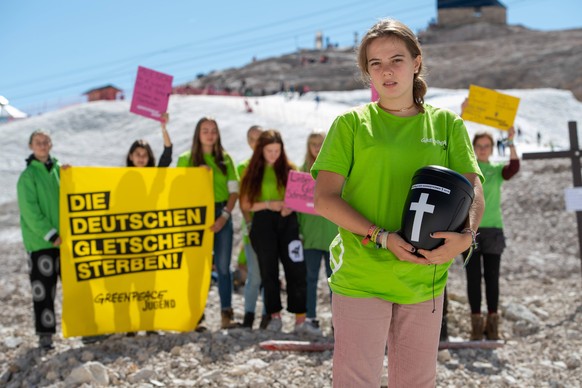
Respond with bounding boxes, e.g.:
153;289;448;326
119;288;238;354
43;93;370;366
266;317;282;332
295;320;322;336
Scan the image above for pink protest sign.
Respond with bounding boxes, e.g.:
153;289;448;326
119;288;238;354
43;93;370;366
130;66;173;122
284;171;317;215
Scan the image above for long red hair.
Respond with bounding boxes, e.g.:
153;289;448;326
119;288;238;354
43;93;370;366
240;129;293;205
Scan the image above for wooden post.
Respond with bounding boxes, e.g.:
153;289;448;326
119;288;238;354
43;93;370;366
522;121;582;275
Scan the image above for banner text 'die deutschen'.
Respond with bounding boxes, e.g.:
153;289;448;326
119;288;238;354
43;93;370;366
60;167;214;337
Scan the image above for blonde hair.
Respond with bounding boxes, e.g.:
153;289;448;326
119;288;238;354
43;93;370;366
356;18;427;113
304;131;325;171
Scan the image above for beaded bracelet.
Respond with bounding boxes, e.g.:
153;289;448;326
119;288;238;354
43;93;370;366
370;227;383;246
362;224;378;245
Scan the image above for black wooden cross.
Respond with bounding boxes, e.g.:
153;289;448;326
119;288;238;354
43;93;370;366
522;121;582;274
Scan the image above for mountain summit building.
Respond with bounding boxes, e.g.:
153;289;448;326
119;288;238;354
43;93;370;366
437;0;507;27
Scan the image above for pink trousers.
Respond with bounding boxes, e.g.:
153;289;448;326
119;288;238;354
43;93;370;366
332;293;443;388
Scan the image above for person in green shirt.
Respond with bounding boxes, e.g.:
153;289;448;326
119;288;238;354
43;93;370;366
466;127;519;340
177;117;240;329
297;131;336;336
311;19;484;387
17;130;64;350
240;130;310;334
236;124;267;329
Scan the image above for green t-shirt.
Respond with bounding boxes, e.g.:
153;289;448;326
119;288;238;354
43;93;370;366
478;161;505;228
298;212;338;251
238;158;252;245
258;164;286;201
177;150;239;203
311;103;483;304
237;158;250;179
239;162;286;201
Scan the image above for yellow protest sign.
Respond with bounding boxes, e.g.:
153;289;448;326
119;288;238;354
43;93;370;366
60;167;214;337
462;85;520;130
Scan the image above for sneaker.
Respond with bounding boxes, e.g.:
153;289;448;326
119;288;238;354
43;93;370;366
265;317;282;332
38;333;53;350
295;320;322;336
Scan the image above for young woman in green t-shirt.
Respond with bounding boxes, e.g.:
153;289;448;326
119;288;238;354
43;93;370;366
240;130;310;333
297;131;336;336
312;19;485;387
177;117;240;329
466;128;519;340
237;125;267;329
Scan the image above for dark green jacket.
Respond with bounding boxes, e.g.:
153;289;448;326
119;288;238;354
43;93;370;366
17;155;61;252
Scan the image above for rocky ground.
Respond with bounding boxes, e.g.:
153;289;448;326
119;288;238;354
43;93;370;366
1;158;581;387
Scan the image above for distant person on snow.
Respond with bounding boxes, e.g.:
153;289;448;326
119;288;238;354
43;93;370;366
465;127;519;340
126;112;172;167
17;130;68;350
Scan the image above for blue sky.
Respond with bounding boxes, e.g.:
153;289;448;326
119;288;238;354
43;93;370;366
2;0;580;114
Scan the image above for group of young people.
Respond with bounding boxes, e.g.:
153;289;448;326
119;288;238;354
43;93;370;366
17;112;336;349
17;17;519;387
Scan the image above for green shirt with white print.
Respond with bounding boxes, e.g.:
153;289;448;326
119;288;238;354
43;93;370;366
311;103;482;304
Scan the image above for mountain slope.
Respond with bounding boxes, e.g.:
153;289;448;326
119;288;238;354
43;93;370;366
186;23;582;100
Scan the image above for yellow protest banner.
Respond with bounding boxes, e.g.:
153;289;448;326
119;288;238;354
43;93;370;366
461;85;520;130
60;167;214;337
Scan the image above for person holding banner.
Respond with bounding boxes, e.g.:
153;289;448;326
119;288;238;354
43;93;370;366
123;112;173;337
177;117;240;329
297;131;336;336
311;19;484;386
17;130;66;350
126;112;173;167
236;125;267;329
465;127;519;340
240;130;310;334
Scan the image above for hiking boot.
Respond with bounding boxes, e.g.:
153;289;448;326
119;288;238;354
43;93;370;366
242;312;255;329
38;333;53;350
470;313;485;341
266;317;282;332
221;308;241;329
484;313;501;340
259;314;271;330
295;320;322;336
